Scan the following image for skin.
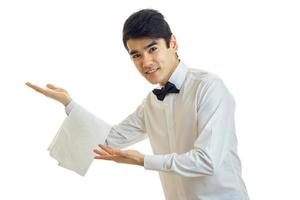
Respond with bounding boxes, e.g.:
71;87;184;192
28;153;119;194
127;35;179;86
26;35;180;167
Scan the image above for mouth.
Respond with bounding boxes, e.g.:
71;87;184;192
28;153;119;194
145;67;160;75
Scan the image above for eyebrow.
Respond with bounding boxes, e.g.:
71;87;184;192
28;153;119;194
129;40;158;56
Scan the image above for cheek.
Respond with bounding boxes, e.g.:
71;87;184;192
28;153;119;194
155;50;170;64
134;63;144;74
153;52;163;61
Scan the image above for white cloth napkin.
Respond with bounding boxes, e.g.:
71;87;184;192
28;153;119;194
48;104;111;176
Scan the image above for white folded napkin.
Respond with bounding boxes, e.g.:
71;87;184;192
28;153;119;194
48;104;111;176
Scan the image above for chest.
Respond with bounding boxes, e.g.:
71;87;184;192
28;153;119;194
144;88;199;153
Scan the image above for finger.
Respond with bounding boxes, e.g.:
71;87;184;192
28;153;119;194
25;82;38;90
93;149;108;156
46;83;56;89
47;83;66;93
94;155;112;160
25;82;47;95
46;83;59;90
94;155;118;160
25;82;32;86
99;144;115;155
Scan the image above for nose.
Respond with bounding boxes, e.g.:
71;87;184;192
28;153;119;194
142;52;154;68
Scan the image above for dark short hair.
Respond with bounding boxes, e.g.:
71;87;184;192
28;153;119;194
122;9;173;50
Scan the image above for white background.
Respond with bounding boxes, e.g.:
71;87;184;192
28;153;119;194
1;0;299;199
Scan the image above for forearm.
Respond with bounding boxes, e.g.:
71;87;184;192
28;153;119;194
144;148;214;177
65;100;147;149
105;127;147;149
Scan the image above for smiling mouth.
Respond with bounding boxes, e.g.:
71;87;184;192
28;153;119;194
145;68;159;74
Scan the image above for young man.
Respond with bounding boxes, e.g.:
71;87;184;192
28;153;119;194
26;9;249;200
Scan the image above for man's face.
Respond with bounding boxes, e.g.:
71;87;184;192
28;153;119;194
126;36;179;85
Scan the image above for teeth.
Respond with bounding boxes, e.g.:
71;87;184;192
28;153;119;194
146;68;158;74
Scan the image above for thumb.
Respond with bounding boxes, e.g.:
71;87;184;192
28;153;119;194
46;83;57;89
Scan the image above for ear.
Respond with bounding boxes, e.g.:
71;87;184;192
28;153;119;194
169;35;178;51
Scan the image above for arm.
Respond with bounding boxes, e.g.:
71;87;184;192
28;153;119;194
144;78;236;177
105;100;147;148
94;78;236;175
26;82;146;174
66;99;148;149
26;81;148;149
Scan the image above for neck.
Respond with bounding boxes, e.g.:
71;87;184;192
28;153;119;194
159;59;180;86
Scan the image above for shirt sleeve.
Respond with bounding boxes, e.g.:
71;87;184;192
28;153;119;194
65;99;75;115
48;101;112;176
64;99;147;148
105;99;148;148
50;98;147;175
144;78;236;177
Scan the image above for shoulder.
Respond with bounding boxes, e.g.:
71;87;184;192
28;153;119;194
185;67;224;91
185;67;234;104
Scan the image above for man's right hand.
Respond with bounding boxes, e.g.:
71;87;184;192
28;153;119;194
25;82;72;106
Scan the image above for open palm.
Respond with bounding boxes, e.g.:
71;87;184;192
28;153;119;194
26;82;72;106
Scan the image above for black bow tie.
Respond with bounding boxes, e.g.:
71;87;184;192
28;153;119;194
152;82;180;101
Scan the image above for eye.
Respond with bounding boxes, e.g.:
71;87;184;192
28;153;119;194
131;53;141;59
149;46;157;53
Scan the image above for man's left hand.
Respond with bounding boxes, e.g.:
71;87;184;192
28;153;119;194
93;144;144;166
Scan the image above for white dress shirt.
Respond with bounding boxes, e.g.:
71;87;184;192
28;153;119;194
50;61;249;200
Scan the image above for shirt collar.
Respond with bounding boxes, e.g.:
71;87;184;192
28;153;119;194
168;61;188;90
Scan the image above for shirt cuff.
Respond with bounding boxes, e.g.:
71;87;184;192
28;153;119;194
144;154;166;171
65;100;76;115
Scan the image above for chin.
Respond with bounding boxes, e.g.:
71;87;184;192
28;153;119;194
147;78;161;85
